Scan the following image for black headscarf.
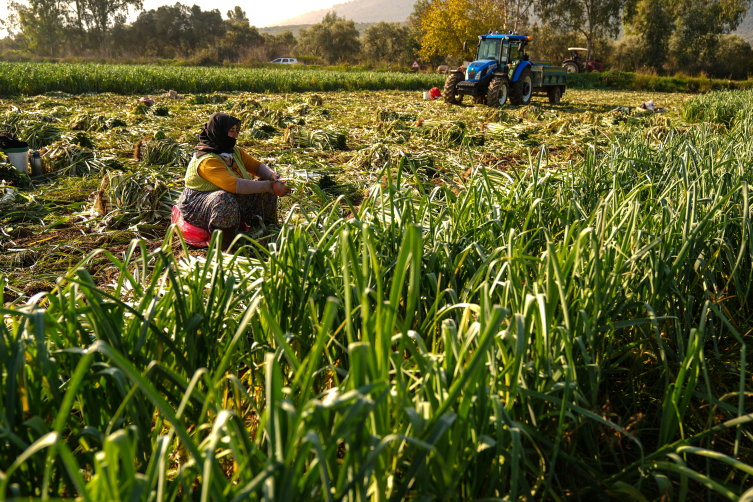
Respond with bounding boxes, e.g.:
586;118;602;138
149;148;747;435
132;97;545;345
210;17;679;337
195;112;241;158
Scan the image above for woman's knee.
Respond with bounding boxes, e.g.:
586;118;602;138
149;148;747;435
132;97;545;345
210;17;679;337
207;190;241;231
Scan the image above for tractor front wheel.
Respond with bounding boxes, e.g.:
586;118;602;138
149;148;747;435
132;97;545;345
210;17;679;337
509;68;533;106
443;72;464;104
487;76;509;107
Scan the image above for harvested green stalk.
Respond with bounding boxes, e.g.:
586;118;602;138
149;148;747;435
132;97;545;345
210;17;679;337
284;125;347;150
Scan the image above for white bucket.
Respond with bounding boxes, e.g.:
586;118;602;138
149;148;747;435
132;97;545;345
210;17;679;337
4;148;30;174
423;91;431;99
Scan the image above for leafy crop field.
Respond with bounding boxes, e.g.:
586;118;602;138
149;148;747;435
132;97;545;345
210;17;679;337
1;87;752;501
2;63;751;97
0;62;447;96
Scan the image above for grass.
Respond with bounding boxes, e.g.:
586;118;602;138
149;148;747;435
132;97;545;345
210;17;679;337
568;70;753;93
0;62;447;96
1;63;751;97
683;88;753;126
1;88;752;501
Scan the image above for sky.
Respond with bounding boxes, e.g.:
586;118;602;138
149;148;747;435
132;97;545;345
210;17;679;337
0;0;340;37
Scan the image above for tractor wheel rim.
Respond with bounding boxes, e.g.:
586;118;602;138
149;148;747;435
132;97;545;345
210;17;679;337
523;77;532;100
499;86;507;105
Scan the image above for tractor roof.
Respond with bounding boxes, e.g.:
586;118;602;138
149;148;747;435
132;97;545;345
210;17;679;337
479;34;530;41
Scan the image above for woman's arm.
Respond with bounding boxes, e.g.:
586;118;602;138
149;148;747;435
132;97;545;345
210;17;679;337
238;148;261;176
256;162;279;181
239;148;279;181
236;178;274;194
197;158;239;192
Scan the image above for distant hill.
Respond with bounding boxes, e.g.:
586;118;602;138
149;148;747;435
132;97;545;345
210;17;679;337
266;0;416;26
734;8;753;44
259;23;377;37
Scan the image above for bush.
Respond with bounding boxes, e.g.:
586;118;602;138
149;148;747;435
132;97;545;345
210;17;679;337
189;48;219;66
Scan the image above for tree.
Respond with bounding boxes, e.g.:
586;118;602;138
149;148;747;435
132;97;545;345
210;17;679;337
9;0;68;56
222;7;263;46
624;0;752;73
623;0;673;69
219;6;264;61
413;0;530;61
126;3;193;57
708;33;753;78
109;3;223;58
298;12;361;63
535;0;624;61
363;21;409;62
81;0;144;55
263;30;297;60
187;5;224;53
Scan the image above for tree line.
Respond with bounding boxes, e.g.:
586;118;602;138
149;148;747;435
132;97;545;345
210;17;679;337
1;0;752;78
411;0;753;78
1;2;414;66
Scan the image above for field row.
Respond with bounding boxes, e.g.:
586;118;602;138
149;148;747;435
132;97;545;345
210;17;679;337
0;62;448;96
3;62;753;97
1;89;752;500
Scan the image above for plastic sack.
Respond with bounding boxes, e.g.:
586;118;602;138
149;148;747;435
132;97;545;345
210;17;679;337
429;87;441;99
171;205;250;248
172;205;211;247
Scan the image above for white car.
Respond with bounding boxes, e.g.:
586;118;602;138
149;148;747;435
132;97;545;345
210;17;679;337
270;58;298;65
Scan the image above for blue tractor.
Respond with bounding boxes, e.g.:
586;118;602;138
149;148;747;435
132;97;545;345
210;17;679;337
443;32;568;107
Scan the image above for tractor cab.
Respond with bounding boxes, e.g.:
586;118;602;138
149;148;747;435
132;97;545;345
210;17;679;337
463;33;531;83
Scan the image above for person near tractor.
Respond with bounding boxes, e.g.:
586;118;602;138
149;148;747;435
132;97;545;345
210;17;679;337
177;112;291;249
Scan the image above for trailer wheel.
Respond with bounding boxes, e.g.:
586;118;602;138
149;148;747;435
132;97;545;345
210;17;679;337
487;76;509;107
547;86;562;104
443;72;464;104
509;67;533;106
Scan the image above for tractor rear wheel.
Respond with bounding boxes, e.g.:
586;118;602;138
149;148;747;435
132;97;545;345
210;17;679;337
486;76;509;107
509;67;533;106
547;86;562;104
443;72;464;104
564;62;579;73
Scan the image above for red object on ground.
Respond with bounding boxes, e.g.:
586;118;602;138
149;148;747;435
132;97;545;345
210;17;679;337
172;205;211;247
171;205;250;248
429;87;441;99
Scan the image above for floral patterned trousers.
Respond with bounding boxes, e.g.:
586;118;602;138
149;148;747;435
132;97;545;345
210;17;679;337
178;188;278;232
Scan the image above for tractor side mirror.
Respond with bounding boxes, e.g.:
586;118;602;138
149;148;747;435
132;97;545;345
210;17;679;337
463;41;468;52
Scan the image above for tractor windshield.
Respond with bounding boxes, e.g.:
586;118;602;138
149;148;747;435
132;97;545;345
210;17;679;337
477;38;501;60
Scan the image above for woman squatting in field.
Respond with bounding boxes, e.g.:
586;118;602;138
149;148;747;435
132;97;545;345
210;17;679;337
177;112;291;249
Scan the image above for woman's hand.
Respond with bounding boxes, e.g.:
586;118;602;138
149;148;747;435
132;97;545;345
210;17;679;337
272;181;292;197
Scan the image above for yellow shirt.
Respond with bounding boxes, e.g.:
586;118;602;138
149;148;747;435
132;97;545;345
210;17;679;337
196;148;261;193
